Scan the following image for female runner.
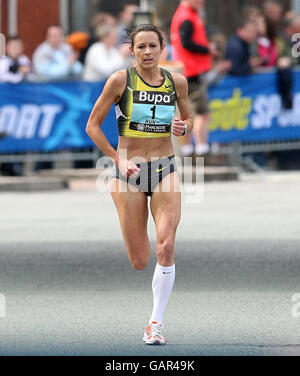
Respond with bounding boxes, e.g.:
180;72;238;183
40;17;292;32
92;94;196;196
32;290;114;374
86;24;192;345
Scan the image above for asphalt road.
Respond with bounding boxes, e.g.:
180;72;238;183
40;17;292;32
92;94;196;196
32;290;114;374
0;172;300;356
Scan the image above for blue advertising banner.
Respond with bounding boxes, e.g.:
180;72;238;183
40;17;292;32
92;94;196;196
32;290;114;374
1;71;300;154
0;81;118;153
208;70;300;143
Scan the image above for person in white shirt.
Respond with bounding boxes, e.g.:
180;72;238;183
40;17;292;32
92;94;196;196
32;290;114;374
83;24;131;82
32;25;83;81
0;36;30;176
0;35;32;83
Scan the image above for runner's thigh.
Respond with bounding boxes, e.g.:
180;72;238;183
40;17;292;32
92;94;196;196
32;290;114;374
150;172;181;240
110;178;150;264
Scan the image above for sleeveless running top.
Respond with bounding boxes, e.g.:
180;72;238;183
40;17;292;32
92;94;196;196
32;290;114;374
115;66;177;138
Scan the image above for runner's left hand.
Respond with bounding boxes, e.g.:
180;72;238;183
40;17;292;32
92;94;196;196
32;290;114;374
171;118;186;137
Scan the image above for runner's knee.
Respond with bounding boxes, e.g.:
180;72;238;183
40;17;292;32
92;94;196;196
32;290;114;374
131;257;148;271
156;238;174;265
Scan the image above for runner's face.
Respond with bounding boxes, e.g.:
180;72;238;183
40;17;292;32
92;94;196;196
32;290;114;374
130;31;164;70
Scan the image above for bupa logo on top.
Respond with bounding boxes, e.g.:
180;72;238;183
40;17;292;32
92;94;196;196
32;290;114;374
133;91;175;105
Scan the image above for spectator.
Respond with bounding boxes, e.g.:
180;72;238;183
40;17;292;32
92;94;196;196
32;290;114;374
33;25;83;81
66;31;90;65
263;0;283;24
70;14;117;169
228;16;268;169
205;31;232;86
159;28;173;63
117;2;139;45
274;13;300;168
83;24;131;82
92;12;117;31
277;14;300;66
0;35;32;83
225;19;261;76
241;6;277;68
263;0;283;61
158;27;184;82
256;14;278;67
74;12;117;66
171;0;219;157
89;13;118;49
242;5;262;23
0;36;32;176
275;14;300;110
238;5;281;169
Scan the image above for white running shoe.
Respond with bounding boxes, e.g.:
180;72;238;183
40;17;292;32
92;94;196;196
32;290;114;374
143;321;166;345
195;143;210;156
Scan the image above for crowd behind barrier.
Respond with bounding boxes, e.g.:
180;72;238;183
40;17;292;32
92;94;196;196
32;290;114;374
1;1;300;174
1;70;300;151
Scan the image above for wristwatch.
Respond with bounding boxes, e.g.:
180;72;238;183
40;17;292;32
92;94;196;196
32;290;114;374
182;124;188;136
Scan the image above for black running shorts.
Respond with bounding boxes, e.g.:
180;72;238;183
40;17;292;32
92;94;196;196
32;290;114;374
112;155;177;197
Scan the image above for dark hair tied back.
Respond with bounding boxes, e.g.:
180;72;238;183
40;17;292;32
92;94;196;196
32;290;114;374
123;24;164;48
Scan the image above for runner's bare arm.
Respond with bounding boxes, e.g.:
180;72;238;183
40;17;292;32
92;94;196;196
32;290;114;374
171;73;193;136
86;70;126;164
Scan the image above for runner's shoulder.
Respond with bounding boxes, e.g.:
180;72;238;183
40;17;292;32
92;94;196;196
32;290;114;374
105;70;127;99
108;70;127;87
171;72;188;96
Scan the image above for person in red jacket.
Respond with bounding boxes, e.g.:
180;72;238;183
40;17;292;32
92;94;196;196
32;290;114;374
256;14;278;67
171;0;218;156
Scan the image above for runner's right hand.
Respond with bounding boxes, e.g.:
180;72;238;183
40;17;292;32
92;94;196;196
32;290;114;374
117;158;141;178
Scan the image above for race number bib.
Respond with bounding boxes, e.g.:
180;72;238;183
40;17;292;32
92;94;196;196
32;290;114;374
129;90;176;133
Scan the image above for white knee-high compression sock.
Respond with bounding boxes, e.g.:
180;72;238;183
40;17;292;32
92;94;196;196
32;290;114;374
149;262;175;324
